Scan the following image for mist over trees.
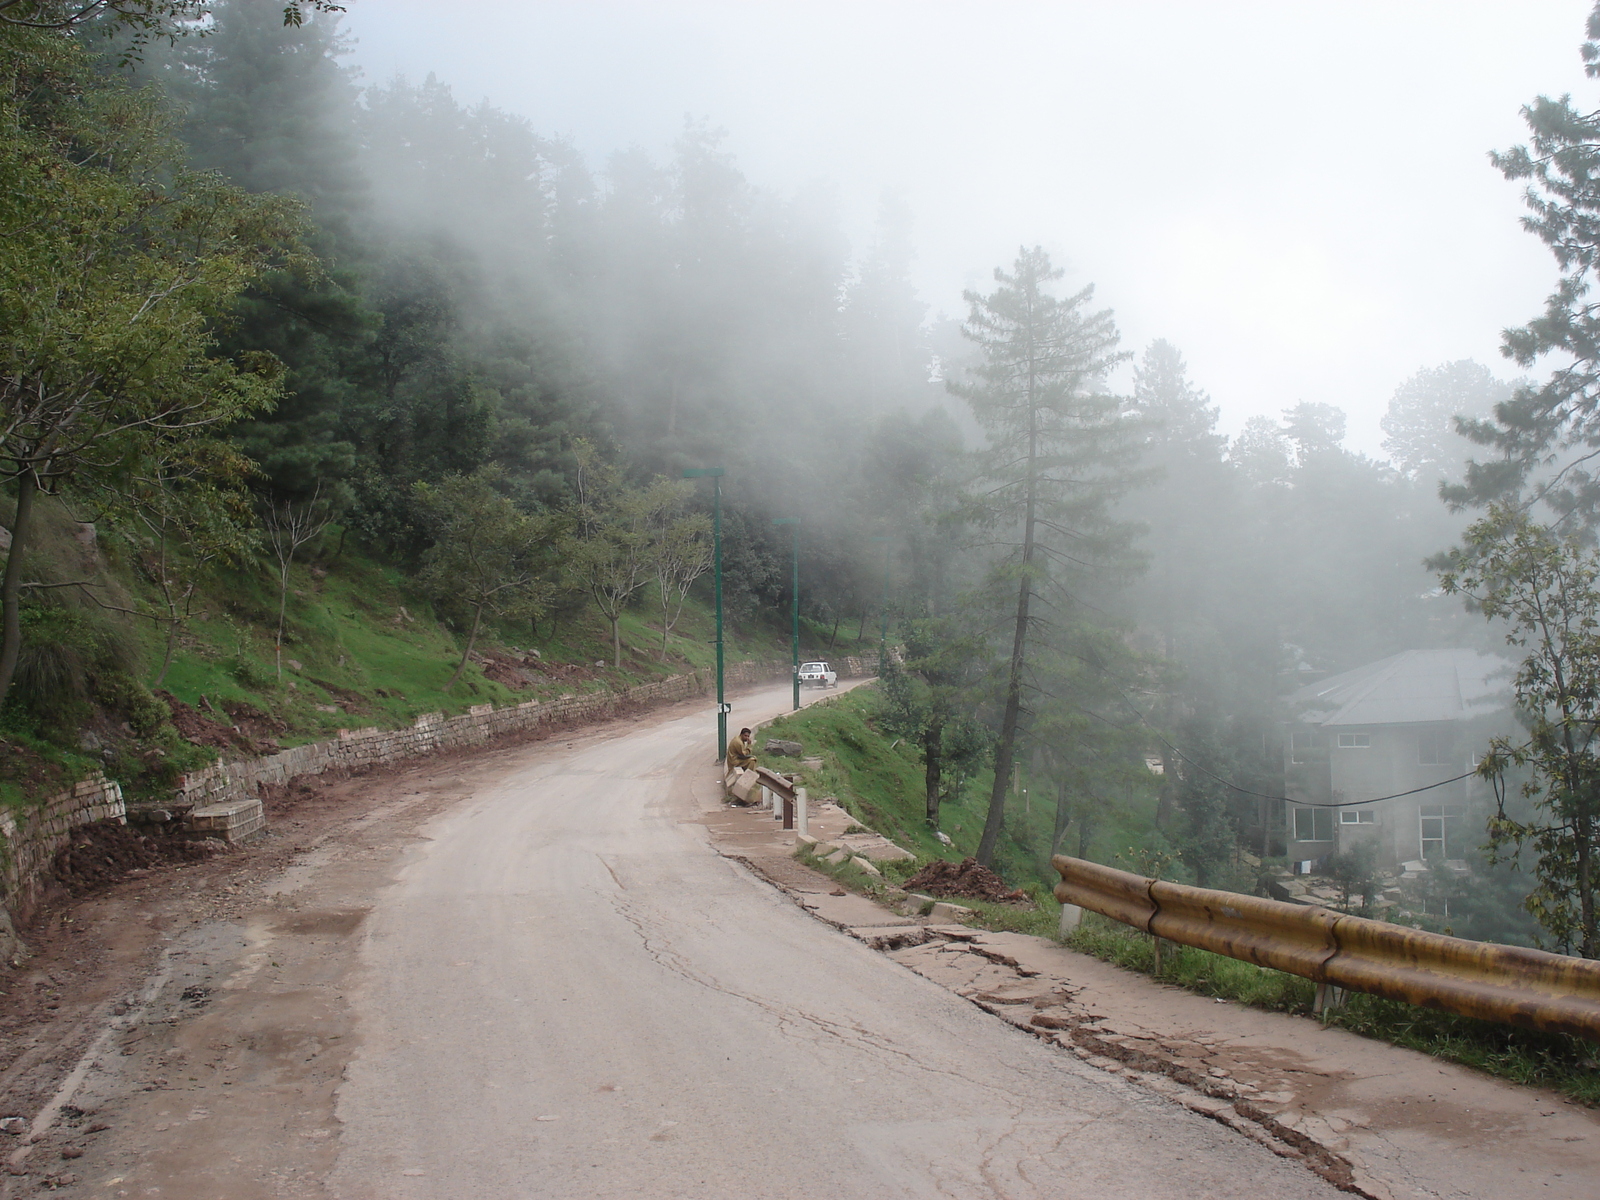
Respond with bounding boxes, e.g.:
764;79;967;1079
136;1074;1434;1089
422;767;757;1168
3;0;1581;933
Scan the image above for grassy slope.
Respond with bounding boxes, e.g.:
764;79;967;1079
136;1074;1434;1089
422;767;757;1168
2;501;876;809
761;686;1161;891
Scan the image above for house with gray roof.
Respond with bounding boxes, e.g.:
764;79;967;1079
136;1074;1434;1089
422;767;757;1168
1283;649;1510;868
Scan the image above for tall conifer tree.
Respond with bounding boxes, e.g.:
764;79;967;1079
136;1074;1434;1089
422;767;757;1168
950;247;1137;868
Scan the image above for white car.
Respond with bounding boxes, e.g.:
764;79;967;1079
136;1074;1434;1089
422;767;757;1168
798;661;837;688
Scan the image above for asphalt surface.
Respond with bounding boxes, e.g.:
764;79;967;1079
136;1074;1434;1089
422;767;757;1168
322;683;1344;1199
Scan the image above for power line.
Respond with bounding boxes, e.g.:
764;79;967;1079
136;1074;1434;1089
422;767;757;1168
1111;689;1479;808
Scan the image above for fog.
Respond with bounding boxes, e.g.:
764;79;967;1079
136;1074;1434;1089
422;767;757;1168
63;0;1592;925
344;0;1591;454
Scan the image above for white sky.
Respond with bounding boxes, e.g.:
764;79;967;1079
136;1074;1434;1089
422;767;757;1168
340;1;1594;456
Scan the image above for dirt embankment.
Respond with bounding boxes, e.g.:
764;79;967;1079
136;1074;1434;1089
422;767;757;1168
902;856;1031;904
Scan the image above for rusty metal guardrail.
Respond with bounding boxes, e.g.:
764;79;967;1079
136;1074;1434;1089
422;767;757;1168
1053;854;1600;1041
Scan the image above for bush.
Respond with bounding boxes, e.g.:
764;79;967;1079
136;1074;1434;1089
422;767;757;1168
8;600;141;729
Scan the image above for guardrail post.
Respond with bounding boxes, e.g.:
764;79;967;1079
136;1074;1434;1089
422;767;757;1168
796;788;808;838
1314;981;1347;1018
782;793;794;830
1058;903;1082;937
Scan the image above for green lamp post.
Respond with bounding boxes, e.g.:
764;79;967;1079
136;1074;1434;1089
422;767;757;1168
773;517;799;710
684;467;726;760
870;535;891;671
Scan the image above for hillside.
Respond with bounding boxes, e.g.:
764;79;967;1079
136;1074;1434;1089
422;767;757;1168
0;492;867;812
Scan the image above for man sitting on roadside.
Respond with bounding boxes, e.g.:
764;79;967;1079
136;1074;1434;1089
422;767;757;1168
726;727;758;773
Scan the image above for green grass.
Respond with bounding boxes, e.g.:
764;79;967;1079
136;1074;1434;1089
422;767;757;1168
763;686;1164;895
1068;911;1600;1105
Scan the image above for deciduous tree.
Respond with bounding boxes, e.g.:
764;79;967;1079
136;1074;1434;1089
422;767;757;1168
0;25;302;710
1441;505;1600;956
413;469;554;689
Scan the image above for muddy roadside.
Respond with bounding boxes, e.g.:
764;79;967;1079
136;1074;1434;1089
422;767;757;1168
699;779;1600;1200
0;691;724;1198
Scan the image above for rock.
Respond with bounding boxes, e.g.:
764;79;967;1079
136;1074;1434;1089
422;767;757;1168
60;1147;83;1160
935;831;953;845
822;848;851;866
315;704;340;714
0;908;25;970
286;658;303;671
0;1116;28;1135
851;856;883;878
764;738;803;757
800;757;823;769
928;901;974;922
78;730;103;752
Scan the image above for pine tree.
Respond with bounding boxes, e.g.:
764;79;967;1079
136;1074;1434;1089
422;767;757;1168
949;247;1138;868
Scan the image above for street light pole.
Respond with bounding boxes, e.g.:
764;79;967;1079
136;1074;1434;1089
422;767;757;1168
870;534;891;672
774;518;799;710
684;467;727;760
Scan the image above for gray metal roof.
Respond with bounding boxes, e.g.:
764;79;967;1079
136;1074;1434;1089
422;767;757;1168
1289;648;1510;727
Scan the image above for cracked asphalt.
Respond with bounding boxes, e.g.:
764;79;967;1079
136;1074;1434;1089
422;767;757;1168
318;683;1340;1199
4;682;1346;1198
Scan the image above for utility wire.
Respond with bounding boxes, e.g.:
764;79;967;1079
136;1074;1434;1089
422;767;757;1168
1108;688;1479;808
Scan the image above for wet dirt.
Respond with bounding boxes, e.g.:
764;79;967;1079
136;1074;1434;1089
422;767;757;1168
0;693;712;1198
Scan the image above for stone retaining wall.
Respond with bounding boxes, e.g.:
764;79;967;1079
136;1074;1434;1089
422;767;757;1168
0;650;879;951
0;775;125;930
171;657;836;809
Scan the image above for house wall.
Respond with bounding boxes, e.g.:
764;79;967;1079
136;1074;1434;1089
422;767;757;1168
1284;721;1483;867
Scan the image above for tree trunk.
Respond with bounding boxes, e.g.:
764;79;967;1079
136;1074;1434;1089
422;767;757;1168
923;711;944;824
827;611;840;651
1051;776;1073;857
978;396;1039;868
275;560;291;680
612;614;622;669
446;601;487;689
0;472;37;710
1578;791;1596;957
154;621;179;688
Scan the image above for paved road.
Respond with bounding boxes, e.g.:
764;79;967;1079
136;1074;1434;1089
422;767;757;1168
324;684;1342;1199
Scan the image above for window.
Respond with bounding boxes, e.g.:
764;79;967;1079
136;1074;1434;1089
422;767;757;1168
1419;804;1466;857
1290;729;1324;764
1337;732;1371;749
1418;728;1455;766
1293;806;1334;842
1339;809;1376;824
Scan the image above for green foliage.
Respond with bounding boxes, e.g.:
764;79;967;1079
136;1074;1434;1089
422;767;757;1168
0;17;306;708
1442;505;1600;955
7;599;140;728
413;468;558;687
1445;2;1600;519
1324;841;1381;915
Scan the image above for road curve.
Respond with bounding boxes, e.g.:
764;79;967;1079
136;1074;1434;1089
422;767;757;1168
326;684;1343;1199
